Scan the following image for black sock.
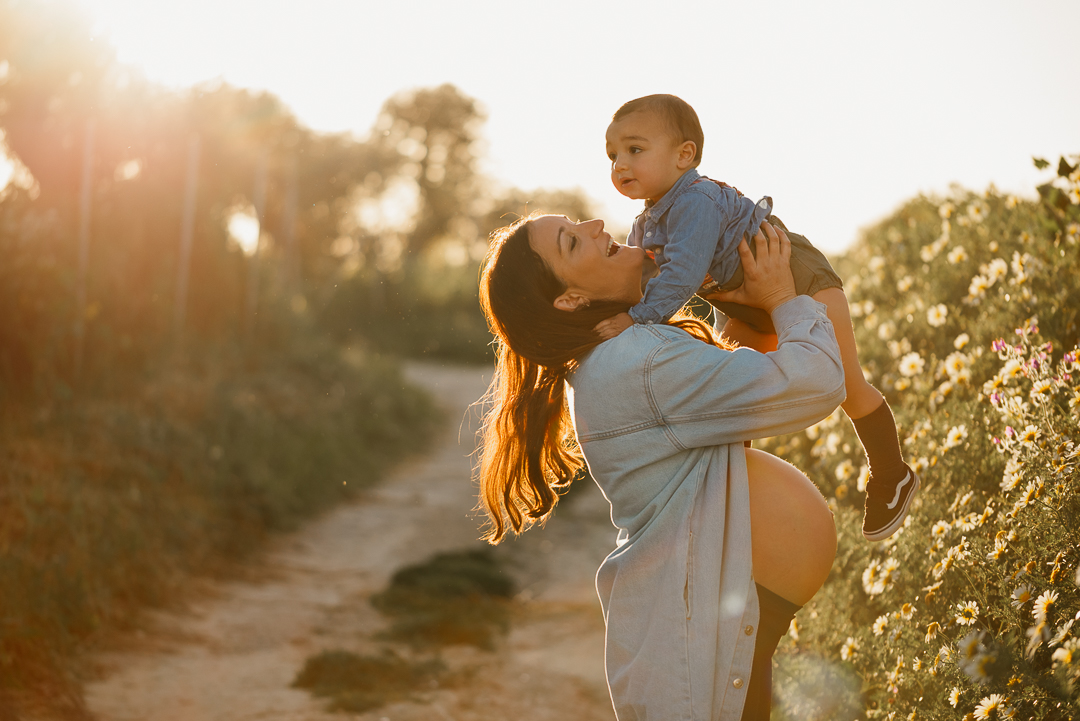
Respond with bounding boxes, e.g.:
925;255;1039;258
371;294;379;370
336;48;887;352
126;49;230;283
742;584;802;721
851;400;908;486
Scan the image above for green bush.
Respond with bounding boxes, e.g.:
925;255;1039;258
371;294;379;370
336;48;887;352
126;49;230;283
318;262;493;364
762;156;1080;720
0;339;439;705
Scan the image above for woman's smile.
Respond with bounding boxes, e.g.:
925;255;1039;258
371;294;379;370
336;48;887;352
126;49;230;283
528;215;644;307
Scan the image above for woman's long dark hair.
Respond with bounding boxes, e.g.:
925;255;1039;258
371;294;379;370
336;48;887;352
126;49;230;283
477;215;721;543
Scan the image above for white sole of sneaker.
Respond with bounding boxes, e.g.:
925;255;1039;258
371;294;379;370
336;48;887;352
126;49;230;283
863;471;921;542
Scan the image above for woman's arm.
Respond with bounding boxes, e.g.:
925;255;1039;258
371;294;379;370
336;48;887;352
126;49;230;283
648;297;844;447
647;225;846;447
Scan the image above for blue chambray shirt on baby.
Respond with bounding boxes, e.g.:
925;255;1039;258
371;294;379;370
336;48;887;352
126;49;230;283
566;296;845;720
626;168;773;326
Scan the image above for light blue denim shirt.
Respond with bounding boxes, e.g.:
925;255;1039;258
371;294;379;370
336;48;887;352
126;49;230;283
626;168;773;325
566;296;845;720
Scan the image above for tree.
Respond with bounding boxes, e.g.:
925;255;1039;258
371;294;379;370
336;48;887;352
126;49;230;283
371;84;484;259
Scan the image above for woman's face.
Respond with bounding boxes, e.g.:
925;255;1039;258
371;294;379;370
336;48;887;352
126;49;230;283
529;216;645;311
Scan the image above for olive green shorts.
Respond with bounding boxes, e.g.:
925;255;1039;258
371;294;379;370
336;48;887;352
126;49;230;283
704;215;843;335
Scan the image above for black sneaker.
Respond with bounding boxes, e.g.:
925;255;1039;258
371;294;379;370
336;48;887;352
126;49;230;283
862;469;920;542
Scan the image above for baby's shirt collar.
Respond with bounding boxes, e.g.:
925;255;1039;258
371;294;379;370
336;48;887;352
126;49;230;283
644;168;702;220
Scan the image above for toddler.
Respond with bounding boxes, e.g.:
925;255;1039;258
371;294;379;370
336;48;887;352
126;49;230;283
596;94;917;541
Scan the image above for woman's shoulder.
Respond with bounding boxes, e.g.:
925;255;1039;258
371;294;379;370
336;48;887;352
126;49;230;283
569;325;689;424
574;324;698;378
600;323;690;351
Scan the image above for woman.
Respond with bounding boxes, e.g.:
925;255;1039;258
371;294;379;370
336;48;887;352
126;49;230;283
478;215;844;720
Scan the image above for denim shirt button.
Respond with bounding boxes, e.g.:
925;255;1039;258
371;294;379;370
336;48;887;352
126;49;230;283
645;231;652;237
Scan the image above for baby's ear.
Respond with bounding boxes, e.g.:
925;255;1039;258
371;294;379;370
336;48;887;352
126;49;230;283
677;141;697;169
554;291;590;312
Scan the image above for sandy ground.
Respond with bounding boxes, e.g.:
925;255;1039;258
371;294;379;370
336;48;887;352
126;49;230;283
84;362;618;721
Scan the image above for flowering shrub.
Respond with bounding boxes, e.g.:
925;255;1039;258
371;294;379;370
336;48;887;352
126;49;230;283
765;155;1080;720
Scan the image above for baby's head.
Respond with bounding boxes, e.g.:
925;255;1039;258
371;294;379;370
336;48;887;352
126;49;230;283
606;94;704;203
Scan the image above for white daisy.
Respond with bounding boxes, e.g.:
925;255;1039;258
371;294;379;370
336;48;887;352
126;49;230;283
956;600;980;626
899;352;925;377
968;200;990;223
944;424;968;450
968;274;990;299
927;304;948;327
986;258;1008;283
1011;585;1032;609
1034;589;1059;623
947;245;968;264
973;694;1008;720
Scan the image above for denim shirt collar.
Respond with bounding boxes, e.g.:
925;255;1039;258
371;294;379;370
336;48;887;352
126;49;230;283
644;168;702;220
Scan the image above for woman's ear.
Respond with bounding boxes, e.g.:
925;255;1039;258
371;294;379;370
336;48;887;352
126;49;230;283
677;141;697;169
553;291;591;312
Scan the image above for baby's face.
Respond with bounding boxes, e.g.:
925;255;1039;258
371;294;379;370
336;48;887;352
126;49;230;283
605;111;694;204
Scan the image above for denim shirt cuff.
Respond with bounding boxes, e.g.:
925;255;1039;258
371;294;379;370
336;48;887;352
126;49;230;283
628;304;661;325
770;295;829;332
750;196;774;232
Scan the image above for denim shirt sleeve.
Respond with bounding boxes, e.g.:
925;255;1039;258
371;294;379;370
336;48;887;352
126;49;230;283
646;295;846;447
627;192;723;325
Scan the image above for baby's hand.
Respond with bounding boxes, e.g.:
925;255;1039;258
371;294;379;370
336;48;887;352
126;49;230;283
594;312;634;340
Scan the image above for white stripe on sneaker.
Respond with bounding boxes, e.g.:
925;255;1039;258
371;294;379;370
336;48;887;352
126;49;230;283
886;472;912;510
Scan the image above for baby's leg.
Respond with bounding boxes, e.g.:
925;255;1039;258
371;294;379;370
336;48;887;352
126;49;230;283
720;317;778;353
813;287;916;542
812;288;884;418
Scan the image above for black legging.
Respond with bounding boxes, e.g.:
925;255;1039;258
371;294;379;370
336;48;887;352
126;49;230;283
741;583;803;721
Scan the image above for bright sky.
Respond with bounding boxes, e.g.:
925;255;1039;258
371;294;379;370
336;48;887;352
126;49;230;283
39;1;1080;251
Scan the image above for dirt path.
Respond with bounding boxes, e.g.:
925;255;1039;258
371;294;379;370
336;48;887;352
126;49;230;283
84;362;617;721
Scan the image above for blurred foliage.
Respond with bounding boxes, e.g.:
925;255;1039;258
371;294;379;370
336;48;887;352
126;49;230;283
0;0;592;715
0;341;439;711
319;186;595;361
762;155;1080;720
0;1;595;396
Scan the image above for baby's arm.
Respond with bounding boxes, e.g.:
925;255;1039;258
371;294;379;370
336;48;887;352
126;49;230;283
627;193;728;325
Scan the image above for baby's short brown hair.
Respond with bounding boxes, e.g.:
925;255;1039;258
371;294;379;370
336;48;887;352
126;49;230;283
612;94;704;167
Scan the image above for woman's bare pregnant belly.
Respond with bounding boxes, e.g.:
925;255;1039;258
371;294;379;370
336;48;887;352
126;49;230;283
745;448;837;606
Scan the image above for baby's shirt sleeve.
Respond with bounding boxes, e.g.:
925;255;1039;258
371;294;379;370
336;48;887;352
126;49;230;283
627;188;772;325
627;193;719;324
707;191;773;291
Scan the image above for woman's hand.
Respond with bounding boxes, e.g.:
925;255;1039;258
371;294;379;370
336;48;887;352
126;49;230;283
703;222;796;314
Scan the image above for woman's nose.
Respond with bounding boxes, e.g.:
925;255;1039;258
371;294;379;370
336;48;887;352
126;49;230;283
582;219;604;236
